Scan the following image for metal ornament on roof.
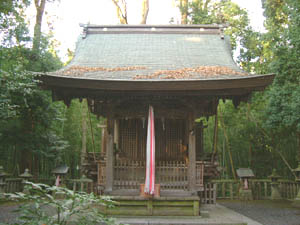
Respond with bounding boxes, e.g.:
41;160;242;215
236;168;255;178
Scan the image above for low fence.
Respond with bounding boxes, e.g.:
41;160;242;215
1;177;93;195
211;179;300;200
1;176;299;202
4;178;23;193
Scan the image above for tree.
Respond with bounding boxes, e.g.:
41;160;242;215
0;0;30;47
177;0;250;49
140;0;149;24
0;0;65;175
111;0;128;24
179;0;189;24
33;0;46;52
264;0;300;161
111;0;150;24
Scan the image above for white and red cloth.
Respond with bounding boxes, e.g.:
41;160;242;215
144;105;155;195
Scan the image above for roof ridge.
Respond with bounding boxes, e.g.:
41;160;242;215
79;24;225;29
80;24;226;37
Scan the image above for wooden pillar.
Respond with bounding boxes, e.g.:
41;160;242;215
114;119;119;149
188;112;196;193
99;124;107;156
105;115;114;193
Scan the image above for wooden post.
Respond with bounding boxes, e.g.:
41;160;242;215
188;112;196;193
114;119;119;149
100;124;107;156
213;183;217;204
105;115;115;193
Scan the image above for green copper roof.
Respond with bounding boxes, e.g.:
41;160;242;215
49;25;256;81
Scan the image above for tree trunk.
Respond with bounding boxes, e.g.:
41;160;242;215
33;0;46;52
211;107;218;163
298;132;300;163
219;110;237;180
112;0;128;24
180;0;188;24
140;0;149;24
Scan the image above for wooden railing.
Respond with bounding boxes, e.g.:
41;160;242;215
97;160;204;191
112;160;190;190
200;183;217;204
70;178;94;193
2;177;93;194
5;178;23;193
157;161;188;190
195;161;204;188
114;160;145;190
278;180;299;199
211;179;300;200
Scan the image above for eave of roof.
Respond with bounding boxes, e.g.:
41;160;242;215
39;73;275;92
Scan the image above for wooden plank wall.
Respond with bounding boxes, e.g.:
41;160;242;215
118;118;186;162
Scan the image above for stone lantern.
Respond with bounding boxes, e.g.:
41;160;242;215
19;168;33;193
292;163;300;207
52;165;69;187
236;168;254;200
268;169;282;200
0;166;8;194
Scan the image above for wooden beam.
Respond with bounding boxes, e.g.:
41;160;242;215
188;112;196;193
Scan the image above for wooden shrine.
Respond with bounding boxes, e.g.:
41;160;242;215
39;25;274;215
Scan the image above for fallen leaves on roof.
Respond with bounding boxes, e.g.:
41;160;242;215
57;65;247;79
133;66;247;80
60;65;147;76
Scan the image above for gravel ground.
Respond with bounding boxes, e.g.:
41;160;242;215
1;200;300;225
0;203;20;224
219;200;300;225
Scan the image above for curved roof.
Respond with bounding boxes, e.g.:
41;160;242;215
40;25;274;93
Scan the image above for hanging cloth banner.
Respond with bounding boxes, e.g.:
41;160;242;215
144;105;155;195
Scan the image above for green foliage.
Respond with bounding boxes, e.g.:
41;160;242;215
266;0;300;133
59;99;103;178
0;67;68;174
205;98;298;179
0;0;65;175
180;0;250;49
0;0;31;46
3;182;118;225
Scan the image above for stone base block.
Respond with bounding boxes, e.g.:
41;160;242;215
239;189;253;201
270;186;282;200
